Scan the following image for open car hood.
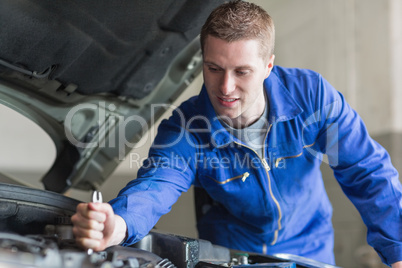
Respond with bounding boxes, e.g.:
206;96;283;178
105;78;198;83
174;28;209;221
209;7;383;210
0;2;344;267
0;0;223;193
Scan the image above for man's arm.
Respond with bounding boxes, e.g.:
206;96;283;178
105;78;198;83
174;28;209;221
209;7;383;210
72;202;127;251
308;74;402;265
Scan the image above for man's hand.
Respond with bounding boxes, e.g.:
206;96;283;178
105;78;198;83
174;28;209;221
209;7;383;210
71;202;127;251
392;261;402;268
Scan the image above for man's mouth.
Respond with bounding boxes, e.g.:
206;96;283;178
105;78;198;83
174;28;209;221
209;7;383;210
218;97;239;102
217;96;239;107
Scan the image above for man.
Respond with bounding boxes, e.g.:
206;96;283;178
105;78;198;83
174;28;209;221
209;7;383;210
71;1;402;266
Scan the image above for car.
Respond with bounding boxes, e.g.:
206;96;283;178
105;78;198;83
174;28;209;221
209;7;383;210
0;1;340;267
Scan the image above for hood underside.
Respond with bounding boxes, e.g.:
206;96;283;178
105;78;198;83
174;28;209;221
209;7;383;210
0;0;224;192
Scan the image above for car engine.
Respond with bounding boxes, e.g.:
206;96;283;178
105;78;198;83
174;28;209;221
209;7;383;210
0;183;339;268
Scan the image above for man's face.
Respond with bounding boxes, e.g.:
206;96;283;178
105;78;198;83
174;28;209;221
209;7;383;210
202;35;274;128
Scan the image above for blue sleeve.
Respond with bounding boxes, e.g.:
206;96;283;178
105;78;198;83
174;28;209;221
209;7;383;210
109;107;198;246
311;75;402;265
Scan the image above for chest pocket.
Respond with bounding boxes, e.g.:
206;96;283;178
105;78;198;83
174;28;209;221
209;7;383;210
198;168;269;217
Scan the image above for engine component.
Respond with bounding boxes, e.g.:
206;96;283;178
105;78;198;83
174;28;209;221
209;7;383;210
0;232;176;268
0;184;340;268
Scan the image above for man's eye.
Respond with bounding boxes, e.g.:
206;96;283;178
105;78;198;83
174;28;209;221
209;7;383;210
236;70;248;76
208;67;221;72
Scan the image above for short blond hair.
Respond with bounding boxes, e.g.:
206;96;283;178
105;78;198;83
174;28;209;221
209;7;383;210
200;0;275;59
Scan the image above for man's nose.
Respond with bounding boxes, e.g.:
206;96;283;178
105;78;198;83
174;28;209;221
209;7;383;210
220;72;235;95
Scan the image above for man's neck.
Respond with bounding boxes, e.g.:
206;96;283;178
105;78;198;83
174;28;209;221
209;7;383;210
225;91;268;129
227;113;263;129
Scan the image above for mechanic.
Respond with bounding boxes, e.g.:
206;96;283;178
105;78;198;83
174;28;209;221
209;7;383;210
71;1;402;266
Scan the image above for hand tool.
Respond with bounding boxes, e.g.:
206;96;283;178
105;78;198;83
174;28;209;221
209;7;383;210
87;190;103;255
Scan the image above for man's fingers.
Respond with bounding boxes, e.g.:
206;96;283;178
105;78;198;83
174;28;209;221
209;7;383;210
73;224;105;251
72;202;116;251
73;225;104;240
73;203;107;223
72;217;105;231
87;202;114;215
87;210;107;223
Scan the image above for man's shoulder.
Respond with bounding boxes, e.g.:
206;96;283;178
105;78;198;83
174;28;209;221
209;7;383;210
267;66;336;115
270;65;325;97
272;65;321;80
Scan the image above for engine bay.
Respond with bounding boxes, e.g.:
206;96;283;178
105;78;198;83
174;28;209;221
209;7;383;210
0;183;338;268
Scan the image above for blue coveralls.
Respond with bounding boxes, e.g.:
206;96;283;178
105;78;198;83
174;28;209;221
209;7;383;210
110;66;402;265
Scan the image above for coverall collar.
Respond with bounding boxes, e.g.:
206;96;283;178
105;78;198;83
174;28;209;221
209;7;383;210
197;66;303;148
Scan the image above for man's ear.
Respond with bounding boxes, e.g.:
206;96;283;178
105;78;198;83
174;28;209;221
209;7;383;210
265;54;275;78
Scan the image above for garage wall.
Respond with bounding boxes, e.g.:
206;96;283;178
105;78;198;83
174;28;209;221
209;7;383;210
256;0;400;135
0;1;401;267
248;1;402;267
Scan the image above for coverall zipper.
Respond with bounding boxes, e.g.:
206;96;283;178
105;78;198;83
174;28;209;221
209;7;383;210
206;172;250;184
233;123;282;246
274;142;316;168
